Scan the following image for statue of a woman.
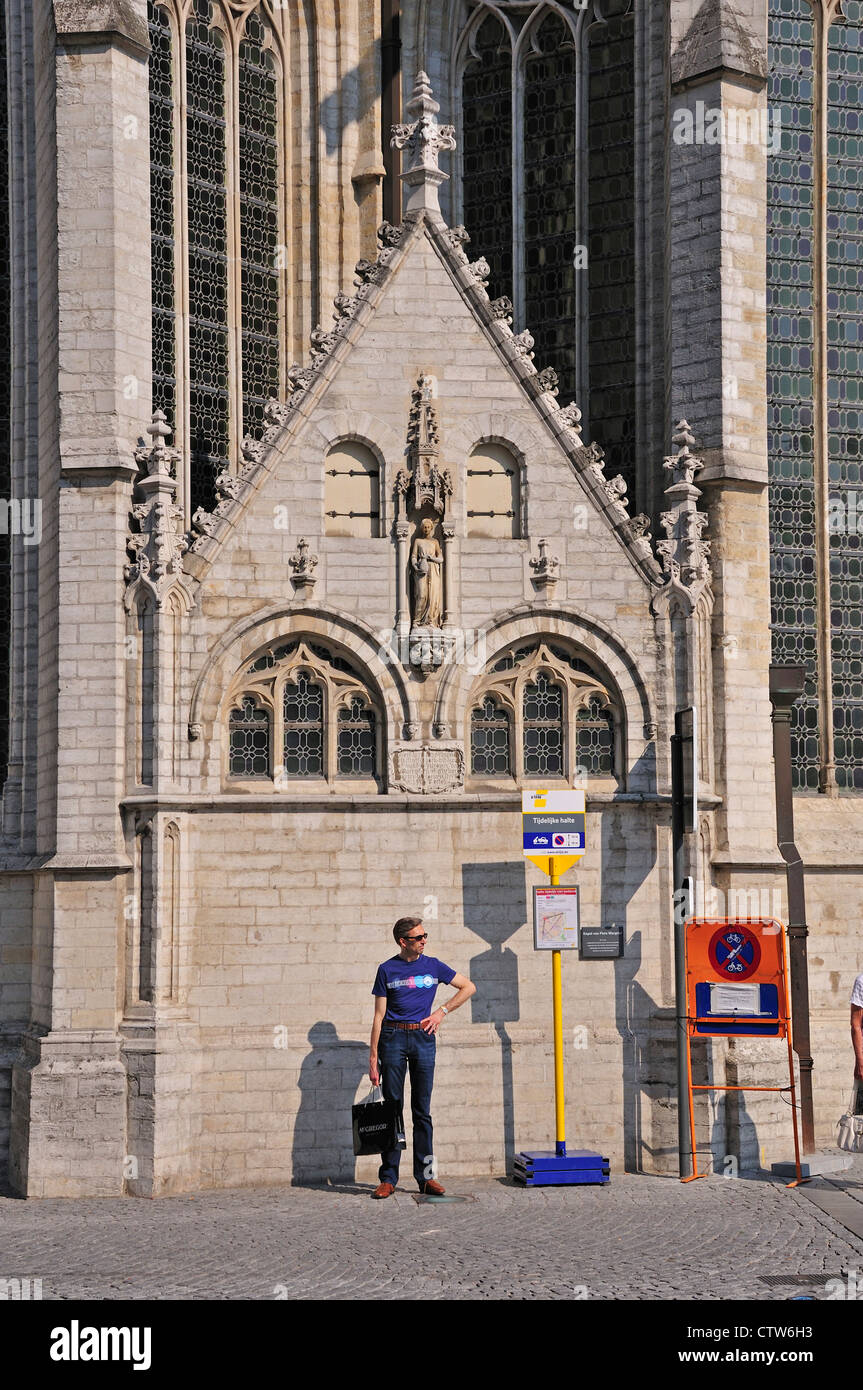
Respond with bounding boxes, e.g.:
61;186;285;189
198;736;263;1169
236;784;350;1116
410;518;444;628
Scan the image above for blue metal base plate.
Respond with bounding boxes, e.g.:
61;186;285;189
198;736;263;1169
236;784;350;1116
513;1149;610;1186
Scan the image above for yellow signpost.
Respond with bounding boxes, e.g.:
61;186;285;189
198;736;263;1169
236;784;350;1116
514;791;609;1186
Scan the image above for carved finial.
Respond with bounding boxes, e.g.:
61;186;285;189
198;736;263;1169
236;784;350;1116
530;538;560;597
658;421;711;593
391;71;456;216
289;537;319;594
126;412;189;610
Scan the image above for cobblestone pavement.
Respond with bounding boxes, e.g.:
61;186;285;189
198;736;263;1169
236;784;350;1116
3;1160;863;1301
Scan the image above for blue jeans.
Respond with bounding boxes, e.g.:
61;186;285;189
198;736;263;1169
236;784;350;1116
377;1025;436;1187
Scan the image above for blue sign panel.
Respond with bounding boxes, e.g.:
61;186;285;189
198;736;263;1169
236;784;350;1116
523;831;585;851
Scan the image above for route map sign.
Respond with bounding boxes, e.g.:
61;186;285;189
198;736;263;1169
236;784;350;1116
533;885;580;951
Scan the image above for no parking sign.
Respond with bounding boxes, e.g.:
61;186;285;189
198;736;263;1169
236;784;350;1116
685;918;788;1038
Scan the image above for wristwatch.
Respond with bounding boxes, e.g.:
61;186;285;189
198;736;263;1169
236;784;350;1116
439;1005;448;1017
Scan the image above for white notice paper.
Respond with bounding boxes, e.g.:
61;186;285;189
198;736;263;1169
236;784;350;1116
709;982;760;1015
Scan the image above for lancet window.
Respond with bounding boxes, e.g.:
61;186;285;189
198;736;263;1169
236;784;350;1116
768;0;863;790
454;1;637;497
147;0;285;519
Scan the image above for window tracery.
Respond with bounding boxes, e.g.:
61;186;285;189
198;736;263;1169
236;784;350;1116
226;640;380;787
468;640;618;782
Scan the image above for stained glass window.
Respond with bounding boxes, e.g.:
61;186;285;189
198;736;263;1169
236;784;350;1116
461;13;512;304
457;4;636;489
148;2;176;432
827;0;863;788
523;672;564;776
768;0;819;788
283;672;324;777
148;2;285;514
337;698;377;777
239;13;280;438
471;697;511;776
186;2;229;514
229;696;271;777
588;7;637;496
0;8;9;789
768;0;863;790
523;12;577;405
470;641;617;783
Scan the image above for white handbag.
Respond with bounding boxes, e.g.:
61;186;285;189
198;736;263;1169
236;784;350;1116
836;1080;863;1153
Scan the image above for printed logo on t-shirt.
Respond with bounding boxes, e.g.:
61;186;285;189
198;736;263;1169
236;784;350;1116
390;974;437;991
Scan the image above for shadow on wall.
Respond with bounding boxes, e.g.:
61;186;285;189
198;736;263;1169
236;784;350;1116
292;1022;368;1186
461;860;526;1173
318;43;381;158
606;807;663;1172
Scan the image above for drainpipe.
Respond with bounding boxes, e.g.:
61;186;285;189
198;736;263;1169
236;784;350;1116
769;664;816;1153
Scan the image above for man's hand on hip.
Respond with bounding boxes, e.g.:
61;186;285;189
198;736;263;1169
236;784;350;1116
420;1009;445;1035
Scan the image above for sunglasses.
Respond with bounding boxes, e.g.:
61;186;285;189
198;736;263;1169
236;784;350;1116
402;933;428;943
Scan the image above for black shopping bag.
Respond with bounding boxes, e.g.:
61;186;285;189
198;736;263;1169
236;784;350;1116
352;1085;406;1156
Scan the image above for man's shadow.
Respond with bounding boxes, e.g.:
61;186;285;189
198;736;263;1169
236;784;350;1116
461;862;525;1171
292;1022;369;1189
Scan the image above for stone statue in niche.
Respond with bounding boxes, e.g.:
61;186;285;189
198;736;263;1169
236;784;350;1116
410;518;444;628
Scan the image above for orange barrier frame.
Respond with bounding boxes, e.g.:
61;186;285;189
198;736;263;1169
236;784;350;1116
681;918;807;1188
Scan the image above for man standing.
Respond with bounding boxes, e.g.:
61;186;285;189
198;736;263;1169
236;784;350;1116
369;917;475;1199
852;971;863;1082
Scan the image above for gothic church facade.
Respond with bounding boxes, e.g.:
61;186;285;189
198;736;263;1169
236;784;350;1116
0;0;860;1194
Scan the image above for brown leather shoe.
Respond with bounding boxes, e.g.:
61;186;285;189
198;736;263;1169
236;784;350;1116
373;1182;396;1199
419;1179;446;1196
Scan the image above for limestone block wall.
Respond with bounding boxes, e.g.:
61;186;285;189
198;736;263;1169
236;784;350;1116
132;803;671;1190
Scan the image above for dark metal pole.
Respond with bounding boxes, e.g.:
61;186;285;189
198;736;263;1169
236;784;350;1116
672;729;694;1178
769;665;816;1154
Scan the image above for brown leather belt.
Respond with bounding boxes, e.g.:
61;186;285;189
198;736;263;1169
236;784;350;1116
383;1020;423;1031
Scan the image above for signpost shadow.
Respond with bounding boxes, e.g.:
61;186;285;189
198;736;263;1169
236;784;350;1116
461;861;526;1172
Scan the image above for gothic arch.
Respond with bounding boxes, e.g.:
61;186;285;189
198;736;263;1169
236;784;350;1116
187;604;416;761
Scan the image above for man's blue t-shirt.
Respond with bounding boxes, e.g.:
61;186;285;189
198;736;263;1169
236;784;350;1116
372;954;457;1023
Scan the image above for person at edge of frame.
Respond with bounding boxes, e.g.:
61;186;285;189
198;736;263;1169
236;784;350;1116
368;916;476;1200
852;970;863;1083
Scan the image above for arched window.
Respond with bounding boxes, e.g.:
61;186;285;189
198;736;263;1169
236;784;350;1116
768;0;863;790
226;640;381;788
148;0;286;517
466;442;520;537
467;640;620;784
324;441;381;537
455;1;637;497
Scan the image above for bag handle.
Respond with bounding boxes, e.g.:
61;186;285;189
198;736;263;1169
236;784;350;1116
364;1083;383;1105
